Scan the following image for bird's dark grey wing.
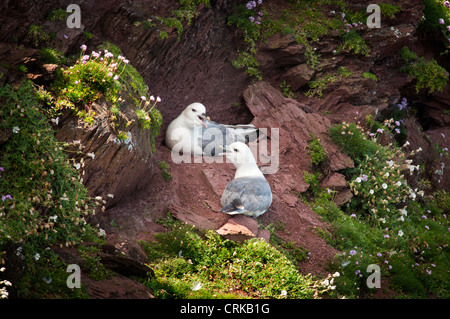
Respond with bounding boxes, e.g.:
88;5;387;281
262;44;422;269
202;121;259;156
220;177;272;214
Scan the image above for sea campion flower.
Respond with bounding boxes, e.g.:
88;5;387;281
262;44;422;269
2;195;12;201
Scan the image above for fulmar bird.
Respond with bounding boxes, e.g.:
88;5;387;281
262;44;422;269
220;142;272;218
165;103;259;156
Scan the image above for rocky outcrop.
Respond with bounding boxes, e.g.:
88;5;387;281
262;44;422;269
55;98;156;208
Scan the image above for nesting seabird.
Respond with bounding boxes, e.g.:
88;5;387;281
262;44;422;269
165;103;259;156
220;142;272;218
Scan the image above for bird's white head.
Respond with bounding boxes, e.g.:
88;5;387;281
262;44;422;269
182;103;209;128
223;142;257;165
222;142;263;178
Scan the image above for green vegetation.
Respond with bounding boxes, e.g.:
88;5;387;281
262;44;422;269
0;37;164;297
38;47;67;65
137;0;211;41
307;120;450;298
423;0;450;30
279;80;296;98
337;30;370;57
41;42;162;152
399;46;448;93
158;161;173;182
307;134;326;166
47;8;68;21
139;217;332;299
378;3;402;19
329;122;378;164
305;73;336;98
362;71;377;81
0;81;101;297
27;25;50;47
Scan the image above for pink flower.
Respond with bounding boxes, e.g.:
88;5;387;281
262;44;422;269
439;18;445;25
80;44;87;51
74;80;79;85
107;72;113;77
113;75;119;80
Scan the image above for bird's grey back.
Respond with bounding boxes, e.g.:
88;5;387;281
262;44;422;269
221;176;272;213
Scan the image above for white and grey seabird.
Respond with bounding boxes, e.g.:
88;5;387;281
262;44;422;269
220;142;272;218
165;103;259;156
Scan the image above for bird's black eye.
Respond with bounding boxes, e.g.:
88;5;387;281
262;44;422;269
192;109;197;112
233;148;239;152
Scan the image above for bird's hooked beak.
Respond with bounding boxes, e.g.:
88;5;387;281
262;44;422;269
198;113;210;128
218;145;231;156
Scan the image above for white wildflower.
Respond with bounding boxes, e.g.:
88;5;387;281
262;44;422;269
12;126;20;134
191;281;202;291
87;152;95;159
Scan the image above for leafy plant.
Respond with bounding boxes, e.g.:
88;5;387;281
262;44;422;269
158;160;173;182
338;30;370;57
378;3;401;19
307;134;326;166
279;80;296;98
0;81;101;297
399;46;449;93
47;8;67;21
329;122;379;164
27;25;50;47
362;71;377;81
305;73;336;98
38;47;67;65
140;220;330;299
305;120;450;298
